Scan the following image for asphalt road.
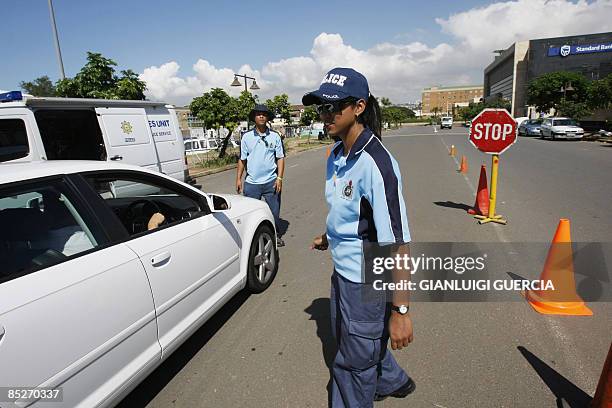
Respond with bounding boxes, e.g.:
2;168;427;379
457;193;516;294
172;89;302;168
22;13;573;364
119;125;611;408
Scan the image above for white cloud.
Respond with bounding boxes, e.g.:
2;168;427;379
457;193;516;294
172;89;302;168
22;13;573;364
437;0;612;52
140;0;612;105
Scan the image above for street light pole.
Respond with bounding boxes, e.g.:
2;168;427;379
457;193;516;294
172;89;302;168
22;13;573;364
48;0;65;80
231;73;260;93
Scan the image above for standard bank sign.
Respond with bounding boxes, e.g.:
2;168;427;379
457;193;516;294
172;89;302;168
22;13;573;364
548;42;612;57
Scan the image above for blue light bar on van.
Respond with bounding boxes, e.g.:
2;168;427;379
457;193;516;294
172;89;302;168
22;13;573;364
0;91;23;102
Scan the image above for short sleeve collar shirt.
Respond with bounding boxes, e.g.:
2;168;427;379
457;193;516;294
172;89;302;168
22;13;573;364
325;128;411;283
240;127;285;184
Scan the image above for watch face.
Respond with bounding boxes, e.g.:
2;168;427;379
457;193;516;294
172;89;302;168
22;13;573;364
399;305;408;314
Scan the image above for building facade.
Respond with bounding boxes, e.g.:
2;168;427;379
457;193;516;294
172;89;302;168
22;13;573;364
421;85;484;115
484;32;612;117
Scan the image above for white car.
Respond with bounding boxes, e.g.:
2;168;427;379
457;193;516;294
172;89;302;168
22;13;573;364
440;116;453;129
540;117;584;140
514;116;529;128
184;137;219;155
0;161;278;407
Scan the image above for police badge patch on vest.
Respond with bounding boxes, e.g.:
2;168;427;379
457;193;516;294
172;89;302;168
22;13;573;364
341;180;353;200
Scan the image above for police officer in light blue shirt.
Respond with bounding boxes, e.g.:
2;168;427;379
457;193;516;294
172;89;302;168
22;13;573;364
236;104;286;247
307;68;415;406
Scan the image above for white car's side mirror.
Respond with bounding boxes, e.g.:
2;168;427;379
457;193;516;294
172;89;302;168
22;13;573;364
208;194;231;212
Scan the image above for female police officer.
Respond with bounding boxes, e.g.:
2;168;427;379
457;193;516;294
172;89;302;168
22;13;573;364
306;68;415;406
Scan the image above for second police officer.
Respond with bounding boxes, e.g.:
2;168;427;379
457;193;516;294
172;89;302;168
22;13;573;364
236;104;286;247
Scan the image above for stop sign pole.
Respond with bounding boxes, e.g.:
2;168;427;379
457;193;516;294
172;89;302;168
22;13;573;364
468;109;517;225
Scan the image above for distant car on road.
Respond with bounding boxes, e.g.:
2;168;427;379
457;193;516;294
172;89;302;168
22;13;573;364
540;117;584;140
0;161;278;408
518;119;543;136
514;116;529;128
440;116;453;129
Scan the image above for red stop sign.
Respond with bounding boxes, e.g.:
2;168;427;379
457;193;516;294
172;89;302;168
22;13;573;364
469;109;517;154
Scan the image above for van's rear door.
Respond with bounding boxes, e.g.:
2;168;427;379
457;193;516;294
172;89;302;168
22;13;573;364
145;107;186;181
95;107;160;172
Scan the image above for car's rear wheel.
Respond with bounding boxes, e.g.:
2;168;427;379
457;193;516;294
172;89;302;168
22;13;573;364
246;224;278;293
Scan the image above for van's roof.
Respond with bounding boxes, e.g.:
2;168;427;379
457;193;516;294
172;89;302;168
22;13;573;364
1;95;173;109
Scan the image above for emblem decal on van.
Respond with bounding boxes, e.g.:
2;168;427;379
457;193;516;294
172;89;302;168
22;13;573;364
121;121;133;134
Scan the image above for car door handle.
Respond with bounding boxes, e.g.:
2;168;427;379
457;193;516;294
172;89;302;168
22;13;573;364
110;155;123;161
151;252;172;267
0;326;5;342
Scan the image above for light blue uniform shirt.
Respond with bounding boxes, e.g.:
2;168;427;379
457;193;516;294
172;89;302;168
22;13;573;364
325;128;411;283
240;128;285;184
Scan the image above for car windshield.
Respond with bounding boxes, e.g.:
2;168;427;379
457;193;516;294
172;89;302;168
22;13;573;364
528;119;542;125
553;119;577;126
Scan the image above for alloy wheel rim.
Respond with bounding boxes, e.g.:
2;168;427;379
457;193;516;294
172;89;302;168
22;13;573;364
252;232;276;283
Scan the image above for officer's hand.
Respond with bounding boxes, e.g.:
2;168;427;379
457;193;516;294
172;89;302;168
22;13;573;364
236;178;243;194
389;312;413;350
274;178;283;193
310;234;329;251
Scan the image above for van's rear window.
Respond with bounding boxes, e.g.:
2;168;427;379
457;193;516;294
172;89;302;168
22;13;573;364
0;119;29;162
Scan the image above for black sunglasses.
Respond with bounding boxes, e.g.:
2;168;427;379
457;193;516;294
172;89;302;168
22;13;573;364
316;98;357;115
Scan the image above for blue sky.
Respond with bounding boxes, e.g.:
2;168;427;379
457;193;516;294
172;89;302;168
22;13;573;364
2;0;611;104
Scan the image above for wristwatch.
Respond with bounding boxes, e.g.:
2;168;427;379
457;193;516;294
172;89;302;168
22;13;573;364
391;304;409;315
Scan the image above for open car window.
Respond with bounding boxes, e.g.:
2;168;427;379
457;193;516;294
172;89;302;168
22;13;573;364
0;180;102;283
85;173;209;236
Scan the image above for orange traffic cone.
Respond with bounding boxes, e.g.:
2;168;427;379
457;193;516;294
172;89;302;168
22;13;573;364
458;156;468;173
592;343;612;408
468;165;489;216
525;219;593;316
449;145;456;157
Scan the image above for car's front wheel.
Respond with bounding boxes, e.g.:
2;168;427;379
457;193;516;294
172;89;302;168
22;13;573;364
246;224;278;293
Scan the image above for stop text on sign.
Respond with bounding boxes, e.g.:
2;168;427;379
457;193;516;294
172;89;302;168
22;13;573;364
472;123;514;141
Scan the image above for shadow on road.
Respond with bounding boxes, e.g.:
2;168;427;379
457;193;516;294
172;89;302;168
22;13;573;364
304;298;336;406
117;290;251;408
517;346;592;408
433;201;472;212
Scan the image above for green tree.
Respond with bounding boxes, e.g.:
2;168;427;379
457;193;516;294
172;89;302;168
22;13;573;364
381;106;415;128
114;69;146;100
189;88;255;158
456;98;512;122
266;94;292;125
56;52;146;100
431;106;442;119
588;73;612;110
19;76;56;96
300;105;319;127
380;97;392;107
527;71;590;117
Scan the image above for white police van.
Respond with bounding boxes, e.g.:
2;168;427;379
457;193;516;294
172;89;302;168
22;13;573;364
0;91;193;184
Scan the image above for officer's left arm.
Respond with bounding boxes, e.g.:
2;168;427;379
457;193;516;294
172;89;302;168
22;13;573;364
274;134;285;193
369;163;413;350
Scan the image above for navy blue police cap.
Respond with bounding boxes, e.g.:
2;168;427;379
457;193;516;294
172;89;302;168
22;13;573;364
302;67;370;106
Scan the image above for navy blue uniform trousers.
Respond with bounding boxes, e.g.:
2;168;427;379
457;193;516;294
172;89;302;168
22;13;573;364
330;272;409;407
243;180;280;232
